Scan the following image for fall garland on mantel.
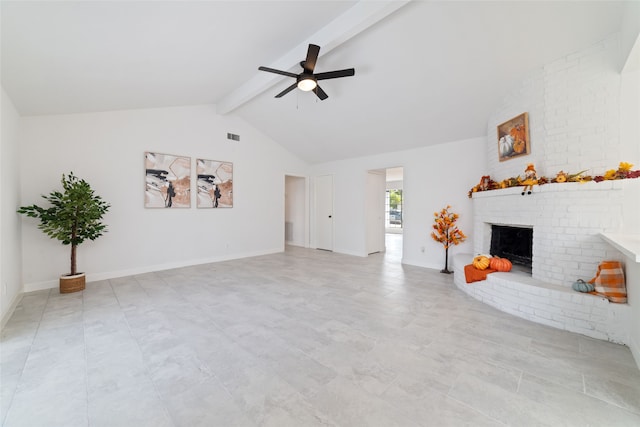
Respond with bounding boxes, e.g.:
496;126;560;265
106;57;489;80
468;162;640;198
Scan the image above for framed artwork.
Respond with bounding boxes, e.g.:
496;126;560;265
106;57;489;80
145;152;191;208
497;112;530;162
196;159;233;208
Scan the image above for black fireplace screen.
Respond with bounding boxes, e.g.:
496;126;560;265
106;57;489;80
490;225;533;268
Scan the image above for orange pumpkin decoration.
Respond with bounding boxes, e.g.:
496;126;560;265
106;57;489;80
490;256;512;272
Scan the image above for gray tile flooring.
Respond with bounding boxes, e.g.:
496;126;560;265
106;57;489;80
2;237;639;426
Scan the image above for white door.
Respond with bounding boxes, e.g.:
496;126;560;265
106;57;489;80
366;171;385;254
315;175;333;251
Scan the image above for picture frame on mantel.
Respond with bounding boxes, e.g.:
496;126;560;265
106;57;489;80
497;112;530;162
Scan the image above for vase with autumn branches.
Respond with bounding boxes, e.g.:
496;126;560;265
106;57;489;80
431;205;467;274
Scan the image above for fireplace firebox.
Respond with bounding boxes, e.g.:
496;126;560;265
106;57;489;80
490;225;533;272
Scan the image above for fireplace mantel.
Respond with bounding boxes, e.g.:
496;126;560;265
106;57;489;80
471;179;626;199
473;179;640;259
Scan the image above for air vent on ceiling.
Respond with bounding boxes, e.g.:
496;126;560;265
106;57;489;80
227;133;240;141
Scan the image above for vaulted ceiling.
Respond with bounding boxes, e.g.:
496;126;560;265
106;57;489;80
1;1;628;164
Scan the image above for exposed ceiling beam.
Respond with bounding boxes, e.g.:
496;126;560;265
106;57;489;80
216;0;411;115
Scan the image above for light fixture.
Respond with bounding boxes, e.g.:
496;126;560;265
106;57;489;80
297;76;317;92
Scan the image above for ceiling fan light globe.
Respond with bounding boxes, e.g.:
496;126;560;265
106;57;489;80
297;78;317;92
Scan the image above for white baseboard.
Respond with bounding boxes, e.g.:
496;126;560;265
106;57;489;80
23;279;58;293
1;291;23;330
333;248;367;258
22;248;283;293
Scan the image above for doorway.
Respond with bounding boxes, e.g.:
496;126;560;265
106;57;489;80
385;167;404;260
315;175;333;251
365;166;404;259
284;175;308;248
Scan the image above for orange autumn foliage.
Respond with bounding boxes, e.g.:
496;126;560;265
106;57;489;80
430;205;467;249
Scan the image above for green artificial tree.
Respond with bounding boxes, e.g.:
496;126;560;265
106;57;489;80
18;173;110;291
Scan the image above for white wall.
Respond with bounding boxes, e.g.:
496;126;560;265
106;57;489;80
620;68;640;235
621;0;640;70
310;137;486;269
19;105;308;290
1;87;23;326
284;175;306;247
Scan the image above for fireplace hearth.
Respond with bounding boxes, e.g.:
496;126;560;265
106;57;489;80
463;176;635;346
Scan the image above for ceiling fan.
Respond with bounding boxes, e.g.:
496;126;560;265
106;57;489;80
258;43;355;100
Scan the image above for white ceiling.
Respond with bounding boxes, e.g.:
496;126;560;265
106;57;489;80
1;1;628;164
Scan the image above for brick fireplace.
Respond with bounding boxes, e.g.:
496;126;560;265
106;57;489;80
452;179;637;344
455;31;639;358
472;180;631;287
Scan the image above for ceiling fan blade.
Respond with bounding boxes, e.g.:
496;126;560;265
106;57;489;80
315;68;355;81
314;85;328;100
258;66;298;78
275;82;298;98
303;44;320;73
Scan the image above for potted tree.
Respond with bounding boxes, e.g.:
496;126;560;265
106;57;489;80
430;205;467;274
18;172;110;293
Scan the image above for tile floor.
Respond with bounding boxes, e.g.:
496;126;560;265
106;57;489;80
1;237;639;426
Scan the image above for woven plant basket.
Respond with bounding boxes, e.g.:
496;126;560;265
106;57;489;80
60;273;85;293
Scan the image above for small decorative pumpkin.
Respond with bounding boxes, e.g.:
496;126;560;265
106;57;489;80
490;256;512;272
473;255;491;270
572;279;594;293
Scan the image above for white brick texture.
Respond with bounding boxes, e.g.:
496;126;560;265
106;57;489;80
472;182;635;286
486;34;621;181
